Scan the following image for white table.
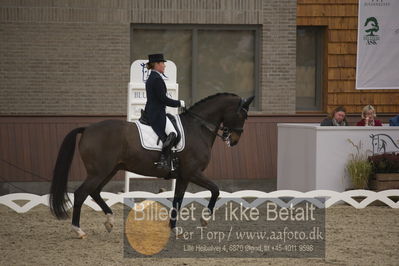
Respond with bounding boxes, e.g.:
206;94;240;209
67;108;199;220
277;124;399;192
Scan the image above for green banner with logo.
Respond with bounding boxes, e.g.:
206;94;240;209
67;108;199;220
356;0;399;90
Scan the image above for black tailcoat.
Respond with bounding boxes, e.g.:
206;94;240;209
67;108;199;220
144;71;181;140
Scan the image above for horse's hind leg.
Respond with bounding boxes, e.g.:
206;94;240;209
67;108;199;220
90;191;114;233
90;169;119;233
190;172;220;227
71;174;108;238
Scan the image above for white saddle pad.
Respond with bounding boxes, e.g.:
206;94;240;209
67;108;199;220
134;114;185;152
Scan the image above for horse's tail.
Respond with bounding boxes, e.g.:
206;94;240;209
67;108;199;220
49;127;85;219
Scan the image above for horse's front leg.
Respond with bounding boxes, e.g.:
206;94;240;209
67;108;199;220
190;172;220;227
170;177;189;230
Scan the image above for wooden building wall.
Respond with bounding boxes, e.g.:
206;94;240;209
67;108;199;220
1;115;395;184
0;115;308;183
297;0;399;114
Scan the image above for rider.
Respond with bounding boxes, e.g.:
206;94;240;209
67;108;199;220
144;53;185;170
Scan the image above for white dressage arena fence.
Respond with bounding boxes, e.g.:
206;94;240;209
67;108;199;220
1;189;399;213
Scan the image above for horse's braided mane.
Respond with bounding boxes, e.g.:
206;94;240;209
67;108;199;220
184;92;238;113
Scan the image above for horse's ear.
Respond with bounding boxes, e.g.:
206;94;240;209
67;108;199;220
242;96;255;109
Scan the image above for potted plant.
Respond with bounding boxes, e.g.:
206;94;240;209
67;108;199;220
346;139;373;189
368;152;399;191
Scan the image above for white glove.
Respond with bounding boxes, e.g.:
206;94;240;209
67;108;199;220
180;100;185;108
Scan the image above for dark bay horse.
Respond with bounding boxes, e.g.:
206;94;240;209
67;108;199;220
49;93;254;238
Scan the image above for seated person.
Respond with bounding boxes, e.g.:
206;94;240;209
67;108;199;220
356;105;382;126
320;106;348;126
389;115;399;126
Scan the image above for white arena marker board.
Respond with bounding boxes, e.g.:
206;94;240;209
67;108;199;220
125;60;179;192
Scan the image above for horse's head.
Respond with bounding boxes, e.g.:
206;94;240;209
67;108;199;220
222;96;254;146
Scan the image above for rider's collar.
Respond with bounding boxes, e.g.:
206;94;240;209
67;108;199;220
152;70;163;76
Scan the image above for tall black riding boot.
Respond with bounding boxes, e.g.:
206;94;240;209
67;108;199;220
154;133;177;170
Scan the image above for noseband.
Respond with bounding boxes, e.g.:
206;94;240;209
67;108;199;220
185;98;248;142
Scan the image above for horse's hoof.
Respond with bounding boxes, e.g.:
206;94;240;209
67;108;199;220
72;225;87;239
104;213;114;233
104;221;113;233
79;232;88;239
200;217;208;227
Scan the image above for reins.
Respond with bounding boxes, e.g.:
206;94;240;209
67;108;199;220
183;98;248;142
184;108;228;140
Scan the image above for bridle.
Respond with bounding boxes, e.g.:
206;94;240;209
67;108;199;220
184;98;249;143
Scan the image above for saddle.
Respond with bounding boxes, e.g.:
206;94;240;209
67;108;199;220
135;110;185;152
139;110;182;146
139;109;149;125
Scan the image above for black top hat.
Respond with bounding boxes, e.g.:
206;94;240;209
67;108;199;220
148;54;166;63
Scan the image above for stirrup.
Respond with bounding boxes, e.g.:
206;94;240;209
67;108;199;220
164;169;177;180
154;160;170;170
154;154;170;170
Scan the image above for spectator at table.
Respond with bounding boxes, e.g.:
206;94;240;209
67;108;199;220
389;114;399;126
320;106;348;126
356;105;382;126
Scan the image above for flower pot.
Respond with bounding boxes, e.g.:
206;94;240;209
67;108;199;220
369;173;399;191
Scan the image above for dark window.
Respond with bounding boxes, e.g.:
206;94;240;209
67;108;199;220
131;25;260;108
296;26;324;111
